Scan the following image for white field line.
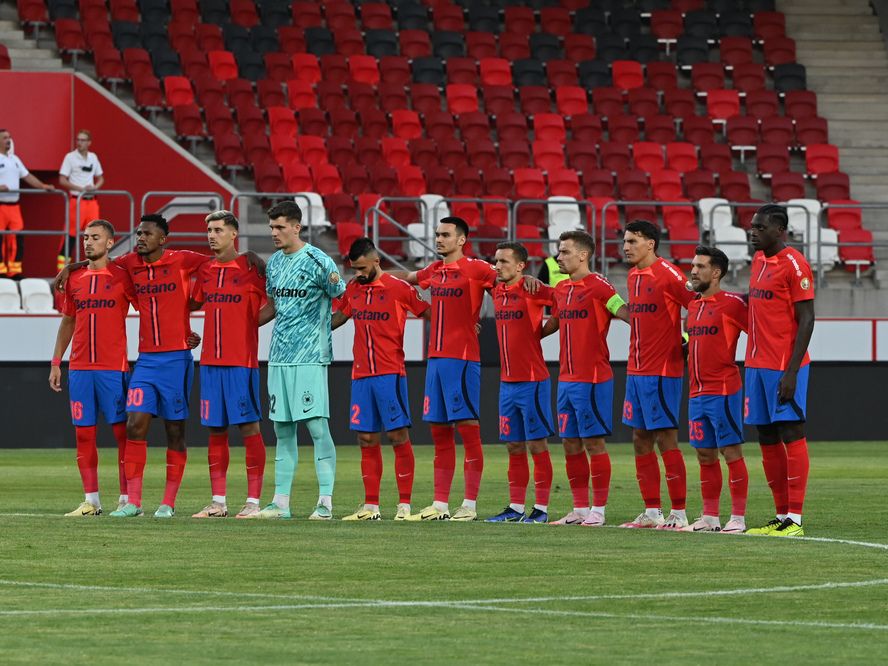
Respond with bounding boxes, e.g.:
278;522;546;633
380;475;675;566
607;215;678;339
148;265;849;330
1;577;887;609
0;600;886;633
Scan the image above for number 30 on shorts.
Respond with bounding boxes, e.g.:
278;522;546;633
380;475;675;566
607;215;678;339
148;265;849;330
126;388;144;407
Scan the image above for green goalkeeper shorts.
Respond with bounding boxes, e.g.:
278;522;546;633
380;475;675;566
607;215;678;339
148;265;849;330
267;364;330;422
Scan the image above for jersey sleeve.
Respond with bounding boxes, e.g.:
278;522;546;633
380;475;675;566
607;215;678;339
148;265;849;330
335;286;352;316
59;154;72;178
472;259;498;288
119;269;137;308
664;269;695;307
190;272;205;304
178;249;212;273
529;282;556;306
60;278;75;317
402;282;430;316
112;252;137;270
725;293;749;332
788;258;815;303
319;254;346;298
415;264;434;289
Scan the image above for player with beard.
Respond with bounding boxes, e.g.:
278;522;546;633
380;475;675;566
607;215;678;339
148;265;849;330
332;238;430;520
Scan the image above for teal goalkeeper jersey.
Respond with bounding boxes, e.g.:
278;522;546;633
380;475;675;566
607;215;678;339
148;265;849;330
266;244;345;365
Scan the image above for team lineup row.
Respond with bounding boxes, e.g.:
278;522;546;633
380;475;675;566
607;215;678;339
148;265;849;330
51;201;814;536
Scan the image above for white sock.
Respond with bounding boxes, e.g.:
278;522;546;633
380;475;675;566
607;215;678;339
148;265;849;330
787;512;802;525
364;503;380;512
776;513;788;521
574;507;591;517
247;497;260;505
703;515;721;526
398;502;411;511
272;493;290;510
729;514;746;525
591;505;606;516
534;504;548;512
118;494;128;504
433;501;449;513
318;494;333;510
671;508;687;521
509;503;525;513
645;507;663;520
85;492;100;508
212;495;226;505
462;499;477;510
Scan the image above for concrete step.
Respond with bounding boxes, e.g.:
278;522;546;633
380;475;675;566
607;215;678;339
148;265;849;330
818;95;888;121
780;2;874;16
796;54;888;68
13;59;65;70
828;121;888;148
806;78;888;94
792;39;885;52
0;37;38;49
7;47;56;59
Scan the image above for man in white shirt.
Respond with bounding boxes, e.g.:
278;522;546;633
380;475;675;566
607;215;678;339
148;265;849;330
58;129;104;271
0;128;54;278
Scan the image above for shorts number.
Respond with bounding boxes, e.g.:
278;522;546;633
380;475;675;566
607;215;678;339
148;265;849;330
558;413;569;434
126;388;143;407
269;394;276;414
688;420;704;442
70;401;83;420
200;400;210;420
744;397;749;419
422;396;430;416
499;416;511;436
350;404;361;425
622;400;633;420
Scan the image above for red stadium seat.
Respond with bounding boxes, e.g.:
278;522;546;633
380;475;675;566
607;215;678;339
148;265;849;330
692;63;726;93
481;199;510;231
133;74;164;109
244;131;272;166
617;168;650;200
381;137;410;168
532;140;564;171
683;115;717;145
519;86;552;115
94;47;126;83
666;142;698;173
664;88;696;119
446;57;478;85
331;108;360;138
391;109;422;140
795;117;829;146
399;29;431;58
334;28;364;56
163;76;194;107
343;163;370;192
285;80;315;110
784;90;818;120
320;54;349;84
449;196;481;228
378;82;408;113
601;142;632;172
726;115;759;147
337;222;365;258
608;115;640;144
213;131;246;171
482;167;513;198
700;143;733;173
268;106;298;137
361;3;393;30
291;54;321;84
208;50;239;80
270;134;299;166
437;137;467;169
225;78;255;109
547;168;581;198
564;34;595;62
298;108;329;136
426;164;454;196
263;53;293;82
457;112;491;143
592;87;625;118
633;142;665;173
397;165;426;197
311;163;343;195
569;113;604;143
613;61;645;91
754;11;786;40
293;2;323;27
761;116;795;146
720;170;751;200
540;7;571;36
651;170;683;200
756;143;790;177
348;55;379;85
324;193;357;224
496;112;529;142
482;85;515;115
764;37;796;66
683;169;717;200
197;24;225;51
328;136;356;167
827;200;863;232
433;4;466;32
446;84;479;114
253;159;284;193
466;32;497;60
424;110;456;142
533;113;566;143
651;10;683;40
278;26;306;54
627;87;660;119
816;172;851;201
665;223;698;266
204;99;234;134
361;109;393;141
172;103;205;139
838;228;875;274
720;37;753;67
409;138;436;169
230;0;259;28
379;56;411;85
582;169;615;198
297;135;327;164
467;139;498;169
455;166;483;197
547;60;578;87
516;225;547;257
324;2;355;31
500;140;532;169
806;144;840;176
54;19;87;58
499;32;530;60
316;82;345;111
732;63;766;93
645;115;678;144
707;90;741;120
409;83;441;115
771;171;806;201
646;62;678;91
110;0;138;22
587;196;623;260
745;90;780;119
514;168;547;199
505;7;535;34
556;86;588;116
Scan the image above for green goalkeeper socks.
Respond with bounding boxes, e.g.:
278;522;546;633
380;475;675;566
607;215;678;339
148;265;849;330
306;417;336;496
273;421;298;500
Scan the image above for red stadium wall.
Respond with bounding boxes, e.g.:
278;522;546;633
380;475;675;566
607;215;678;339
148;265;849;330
0;72;235;276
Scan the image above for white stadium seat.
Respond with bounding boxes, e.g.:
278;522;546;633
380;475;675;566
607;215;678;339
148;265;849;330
814;227;838;273
19;279;56;313
787;199;822;243
420;194;450;228
547;197;582;253
713;226;751;279
0;278;23;313
406;222;435;261
697;197;733;233
294;192;330;228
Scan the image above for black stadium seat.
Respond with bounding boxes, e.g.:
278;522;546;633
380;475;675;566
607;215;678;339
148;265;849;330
578;59;611;88
676;36;710;66
574;7;608;36
529;33;562;62
249;25;279;54
432;31;465;58
305;27;336;56
139;22;169;52
365;29;399;57
411;56;445;85
774;63;807;92
596;34;629;63
200;0;229;25
223;24;252;53
257;0;291;28
150;45;182;78
467;6;499;33
112;21;141;51
512;58;546;87
235;48;266;81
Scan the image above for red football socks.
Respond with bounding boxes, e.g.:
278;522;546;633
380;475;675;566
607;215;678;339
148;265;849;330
589;451;612;507
532;450;553;507
360;444;383;505
661;448;687;510
112;422;127;495
508;451;530;505
431;425;456;503
565;451;590;509
74;426;99;494
243;432;266;501
700;460;722;517
124;438;147;507
760;442;789;515
208;433;229;498
393;440;414;504
162;448;187;508
457;423;484;502
785;438;810;515
727;457;749;516
635;451;661;508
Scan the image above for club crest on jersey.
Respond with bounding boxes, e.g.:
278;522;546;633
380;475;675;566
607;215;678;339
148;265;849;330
800;277;811;290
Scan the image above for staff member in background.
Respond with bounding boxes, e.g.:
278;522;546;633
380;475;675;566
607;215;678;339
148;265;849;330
537;253;570;287
58;130;104;272
0;128;55;278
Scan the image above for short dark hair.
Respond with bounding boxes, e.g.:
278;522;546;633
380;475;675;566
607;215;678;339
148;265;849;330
754;203;788;231
694;245;729;279
439;216;470;237
140;213;169;235
625;220;660;251
348;237;378;262
205;209;239;230
267;200;303;224
86;219;114;237
496;241;528;263
559;230;596;255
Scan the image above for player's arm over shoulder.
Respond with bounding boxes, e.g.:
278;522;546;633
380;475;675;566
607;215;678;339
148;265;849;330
395;277;430;317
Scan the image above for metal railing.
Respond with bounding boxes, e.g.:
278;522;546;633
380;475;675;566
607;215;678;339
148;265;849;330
0;189;69;272
229;191;321;246
72;190;135;262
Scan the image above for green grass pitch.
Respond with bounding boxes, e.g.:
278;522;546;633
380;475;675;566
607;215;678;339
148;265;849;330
0;442;886;664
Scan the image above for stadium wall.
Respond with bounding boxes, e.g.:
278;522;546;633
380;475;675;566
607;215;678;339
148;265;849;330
0;71;234;276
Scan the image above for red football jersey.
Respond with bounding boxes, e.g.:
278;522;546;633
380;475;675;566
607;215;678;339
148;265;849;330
492;278;554;382
553;273;621;383
746;247;814;371
687;291;748;397
62;265;135;371
192;255;267;368
337;273;430;379
627;258;695;377
416;256;497;361
115;250;210;353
